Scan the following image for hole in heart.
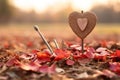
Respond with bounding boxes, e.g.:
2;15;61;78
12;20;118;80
77;18;88;31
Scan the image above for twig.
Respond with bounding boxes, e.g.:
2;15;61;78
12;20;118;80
33;25;54;55
53;39;60;49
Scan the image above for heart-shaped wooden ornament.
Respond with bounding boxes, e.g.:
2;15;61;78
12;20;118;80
68;11;97;39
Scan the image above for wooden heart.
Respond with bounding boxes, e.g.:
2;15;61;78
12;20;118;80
77;18;88;31
68;11;97;39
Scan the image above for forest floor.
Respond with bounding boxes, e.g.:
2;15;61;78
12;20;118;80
0;23;120;80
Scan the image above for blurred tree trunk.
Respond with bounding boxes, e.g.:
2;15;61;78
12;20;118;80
91;4;120;23
0;0;13;23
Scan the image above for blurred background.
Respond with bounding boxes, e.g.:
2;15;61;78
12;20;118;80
0;0;120;41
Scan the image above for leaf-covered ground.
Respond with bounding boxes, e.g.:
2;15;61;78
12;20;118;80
0;31;120;80
0;23;120;80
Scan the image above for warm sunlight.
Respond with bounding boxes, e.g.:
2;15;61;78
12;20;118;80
12;0;69;13
11;0;116;13
72;0;95;11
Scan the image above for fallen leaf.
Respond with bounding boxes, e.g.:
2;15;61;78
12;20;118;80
109;62;120;75
20;61;40;71
66;59;75;65
39;63;56;74
54;49;71;61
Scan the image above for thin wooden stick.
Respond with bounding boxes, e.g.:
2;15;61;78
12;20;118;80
53;39;60;49
81;39;84;53
33;25;54;55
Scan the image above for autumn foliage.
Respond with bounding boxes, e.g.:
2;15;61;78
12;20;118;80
0;35;120;80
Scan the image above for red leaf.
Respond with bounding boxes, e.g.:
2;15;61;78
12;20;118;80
6;58;20;66
73;51;82;59
100;40;107;47
116;50;120;57
48;63;56;74
109;62;120;75
84;47;95;59
27;41;33;47
39;64;56;74
32;49;40;54
94;54;107;61
54;49;71;61
84;52;94;59
39;65;48;73
110;50;120;61
36;52;50;60
66;59;74;65
94;50;109;61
